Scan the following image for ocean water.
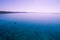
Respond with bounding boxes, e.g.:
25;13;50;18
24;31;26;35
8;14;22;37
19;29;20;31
0;13;60;40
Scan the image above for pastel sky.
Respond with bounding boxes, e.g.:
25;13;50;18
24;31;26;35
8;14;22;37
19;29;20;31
0;0;60;13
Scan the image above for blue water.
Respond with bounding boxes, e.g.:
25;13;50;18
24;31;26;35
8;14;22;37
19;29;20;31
0;13;60;40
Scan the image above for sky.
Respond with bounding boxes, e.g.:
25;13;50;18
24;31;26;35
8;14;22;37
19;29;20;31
0;0;60;13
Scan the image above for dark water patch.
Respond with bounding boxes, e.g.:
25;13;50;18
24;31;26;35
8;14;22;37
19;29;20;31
14;22;16;24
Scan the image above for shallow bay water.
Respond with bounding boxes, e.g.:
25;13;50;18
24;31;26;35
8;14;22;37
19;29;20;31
0;13;60;40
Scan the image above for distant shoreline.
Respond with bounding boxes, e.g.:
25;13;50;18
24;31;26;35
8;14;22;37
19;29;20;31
0;11;27;14
0;11;60;14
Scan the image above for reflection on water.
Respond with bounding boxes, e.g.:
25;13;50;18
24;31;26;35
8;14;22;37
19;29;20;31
0;13;60;40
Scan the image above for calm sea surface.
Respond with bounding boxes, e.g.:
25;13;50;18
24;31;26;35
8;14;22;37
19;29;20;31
0;13;60;40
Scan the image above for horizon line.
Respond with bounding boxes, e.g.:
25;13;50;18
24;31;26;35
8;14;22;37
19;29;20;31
0;11;60;14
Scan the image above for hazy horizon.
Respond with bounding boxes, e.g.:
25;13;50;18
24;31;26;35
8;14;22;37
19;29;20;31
0;0;60;13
